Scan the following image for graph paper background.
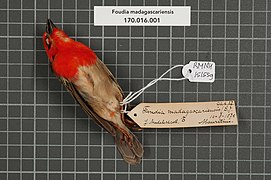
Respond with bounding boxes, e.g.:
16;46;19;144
0;0;271;179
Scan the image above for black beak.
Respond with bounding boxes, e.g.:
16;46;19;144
46;19;56;34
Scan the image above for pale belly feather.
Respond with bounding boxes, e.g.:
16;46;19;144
73;65;123;125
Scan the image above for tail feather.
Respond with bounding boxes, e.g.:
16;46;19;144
115;129;144;164
131;135;144;157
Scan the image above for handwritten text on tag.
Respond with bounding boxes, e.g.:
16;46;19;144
127;100;238;128
182;61;215;83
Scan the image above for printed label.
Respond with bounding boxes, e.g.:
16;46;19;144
94;6;191;26
128;100;238;128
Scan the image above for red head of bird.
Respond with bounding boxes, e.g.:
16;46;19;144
42;19;96;79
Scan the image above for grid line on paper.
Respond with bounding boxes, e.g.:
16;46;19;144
141;1;146;180
60;0;63;180
114;0;117;178
6;0;9;180
236;0;241;178
263;0;268;179
47;2;50;180
101;0;104;179
250;1;254;179
3;35;271;40
208;0;213;179
168;1;172;180
87;0;90;180
223;1;227;179
196;0;199;179
128;1;131;178
3;8;271;12
74;1;77;179
20;0;23;179
33;0;37;179
155;2;158;180
182;1;186;179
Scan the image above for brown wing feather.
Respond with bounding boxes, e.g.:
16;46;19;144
95;58;124;97
59;77;116;136
95;58;142;131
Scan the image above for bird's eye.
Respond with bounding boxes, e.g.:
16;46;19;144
45;37;51;49
46;38;50;45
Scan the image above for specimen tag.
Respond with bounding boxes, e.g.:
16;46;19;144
182;61;215;82
128;100;238;128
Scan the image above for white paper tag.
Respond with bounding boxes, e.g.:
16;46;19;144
128;100;238;128
94;6;191;26
182;61;215;83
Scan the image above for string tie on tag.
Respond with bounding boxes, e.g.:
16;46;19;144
120;64;188;113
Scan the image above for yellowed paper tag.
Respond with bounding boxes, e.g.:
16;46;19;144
127;100;238;128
